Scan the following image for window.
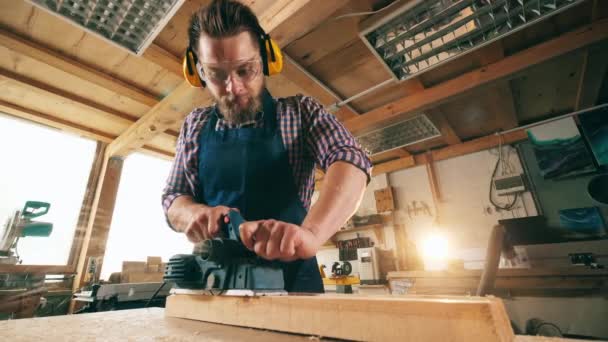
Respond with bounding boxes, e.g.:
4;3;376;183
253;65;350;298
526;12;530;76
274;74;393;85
0;114;96;265
100;152;192;280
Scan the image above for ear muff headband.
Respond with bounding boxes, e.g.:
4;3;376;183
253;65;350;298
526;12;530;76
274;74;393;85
183;47;205;88
183;30;283;88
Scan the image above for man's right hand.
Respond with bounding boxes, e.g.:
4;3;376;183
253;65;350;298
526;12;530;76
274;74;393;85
183;205;233;243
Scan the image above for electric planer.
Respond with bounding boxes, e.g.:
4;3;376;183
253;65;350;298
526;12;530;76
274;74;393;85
164;210;287;296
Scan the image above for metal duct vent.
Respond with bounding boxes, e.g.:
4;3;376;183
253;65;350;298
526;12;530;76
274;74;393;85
28;0;185;55
357;114;441;155
360;0;585;81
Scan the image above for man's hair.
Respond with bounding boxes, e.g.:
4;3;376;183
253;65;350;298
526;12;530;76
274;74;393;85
188;0;262;54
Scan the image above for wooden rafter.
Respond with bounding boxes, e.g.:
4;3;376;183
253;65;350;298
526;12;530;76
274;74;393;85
0;27;158;107
0;67;137;124
0;67;178;145
427;108;461;145
370;130;529;177
575;0;608;111
344;19;608;136
107;82;202;157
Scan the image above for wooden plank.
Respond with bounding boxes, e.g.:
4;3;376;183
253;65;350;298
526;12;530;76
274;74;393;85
143;44;183;77
575;43;608;110
0;1;182;97
165;294;515;342
0;308;344;341
0;307;571;342
371;155;416;176
107;82;206;157
344;19;608;135
282;56;358;120
0;100;114;143
371;130;528;176
0;28;158;107
427;109;461;145
0;67;178;151
267;0;349;48
0;67;138;124
389;267;608;279
256;0;312;38
424;152;442;204
431;130;528;162
371;148;411;164
0;100;173;157
0;264;74;274
474;41;520;132
284;0;373;67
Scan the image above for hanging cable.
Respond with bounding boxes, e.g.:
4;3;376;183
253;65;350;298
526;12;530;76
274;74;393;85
489;133;519;211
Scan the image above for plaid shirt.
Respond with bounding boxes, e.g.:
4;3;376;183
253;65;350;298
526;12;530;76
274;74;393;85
162;94;372;222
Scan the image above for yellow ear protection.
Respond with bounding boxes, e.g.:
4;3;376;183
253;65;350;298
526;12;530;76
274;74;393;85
183;47;205;88
183;27;283;88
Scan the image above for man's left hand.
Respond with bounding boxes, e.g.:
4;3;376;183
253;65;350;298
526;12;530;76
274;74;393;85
239;220;322;261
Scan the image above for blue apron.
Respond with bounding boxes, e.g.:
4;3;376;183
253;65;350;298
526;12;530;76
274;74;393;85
196;90;324;293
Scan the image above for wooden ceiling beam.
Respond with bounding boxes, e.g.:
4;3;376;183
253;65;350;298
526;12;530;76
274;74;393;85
107;82;204;157
0;99;114;143
0;27;158;107
0;67;178;144
427;109;461;145
0;100;174;157
142;44;183;77
575;0;608;111
476;41;519;130
0;67;137;124
344;19;608;136
371;129;528;177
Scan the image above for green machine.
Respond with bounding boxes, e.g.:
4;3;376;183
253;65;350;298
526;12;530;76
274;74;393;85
0;201;53;265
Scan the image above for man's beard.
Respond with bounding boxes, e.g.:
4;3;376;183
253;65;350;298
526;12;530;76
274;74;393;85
217;93;262;125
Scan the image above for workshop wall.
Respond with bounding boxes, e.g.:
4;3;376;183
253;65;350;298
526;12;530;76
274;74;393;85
518;141;608;228
317;144;538;270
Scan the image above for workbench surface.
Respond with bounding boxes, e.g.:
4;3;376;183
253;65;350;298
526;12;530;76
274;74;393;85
0;308;595;341
1;308;320;341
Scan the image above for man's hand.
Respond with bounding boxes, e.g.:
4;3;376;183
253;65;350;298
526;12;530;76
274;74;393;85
239;220;323;261
183;205;233;243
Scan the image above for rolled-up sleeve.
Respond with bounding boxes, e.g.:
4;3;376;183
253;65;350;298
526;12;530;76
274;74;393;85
161;109;206;227
301;96;372;182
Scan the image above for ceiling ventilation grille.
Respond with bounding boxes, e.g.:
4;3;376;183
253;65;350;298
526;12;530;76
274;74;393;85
357;114;441;155
28;0;185;55
360;0;585;81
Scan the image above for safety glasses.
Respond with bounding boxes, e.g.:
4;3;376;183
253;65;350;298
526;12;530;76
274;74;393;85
198;58;262;86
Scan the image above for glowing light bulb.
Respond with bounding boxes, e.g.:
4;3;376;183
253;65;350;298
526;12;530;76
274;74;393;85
421;233;449;271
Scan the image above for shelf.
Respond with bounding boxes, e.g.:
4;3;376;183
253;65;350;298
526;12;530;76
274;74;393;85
331;224;386;245
335;224;384;235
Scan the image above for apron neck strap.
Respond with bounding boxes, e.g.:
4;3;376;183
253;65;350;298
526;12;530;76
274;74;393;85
261;88;277;132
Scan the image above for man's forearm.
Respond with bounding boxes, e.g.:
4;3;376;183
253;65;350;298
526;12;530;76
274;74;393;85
301;161;367;245
167;196;208;232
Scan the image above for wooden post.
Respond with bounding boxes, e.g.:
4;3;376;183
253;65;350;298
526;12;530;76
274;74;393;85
70;154;124;312
477;224;507;296
67;142;107;271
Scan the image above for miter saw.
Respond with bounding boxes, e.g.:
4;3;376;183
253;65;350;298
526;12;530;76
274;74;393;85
0;201;53;265
164;210;287;296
